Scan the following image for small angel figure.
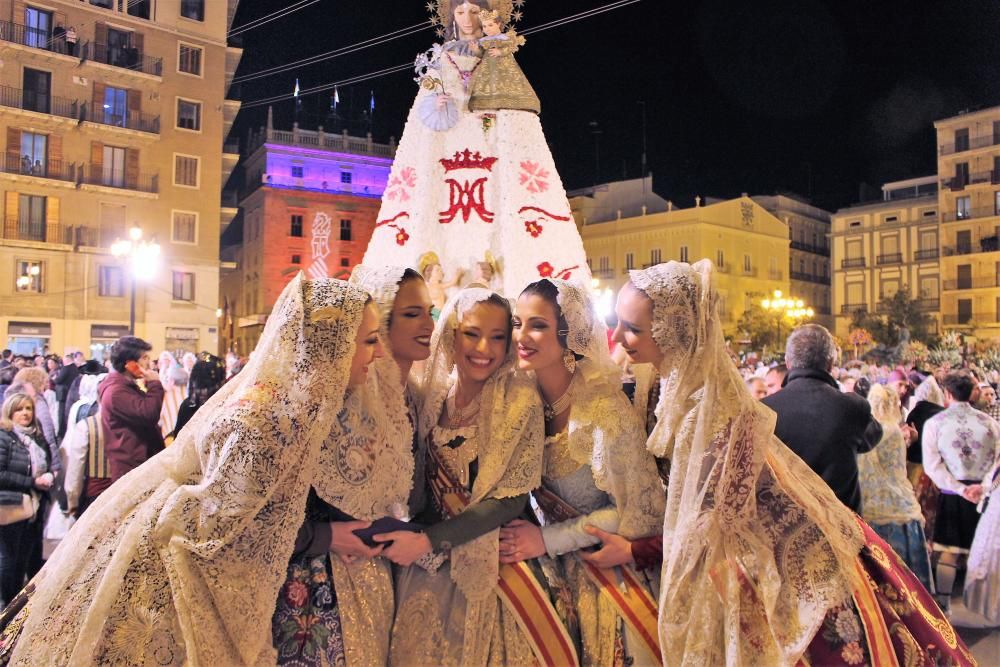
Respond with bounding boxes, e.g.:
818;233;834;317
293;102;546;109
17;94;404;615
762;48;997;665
468;9;540;114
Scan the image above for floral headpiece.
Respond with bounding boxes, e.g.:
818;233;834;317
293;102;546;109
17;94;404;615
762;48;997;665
427;0;525;40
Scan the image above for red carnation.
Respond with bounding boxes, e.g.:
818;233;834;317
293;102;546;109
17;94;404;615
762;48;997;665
524;220;543;238
395;228;410;246
537;262;554;277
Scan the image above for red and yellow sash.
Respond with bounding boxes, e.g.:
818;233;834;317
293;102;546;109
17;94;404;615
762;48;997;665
534;485;662;663
428;446;579;667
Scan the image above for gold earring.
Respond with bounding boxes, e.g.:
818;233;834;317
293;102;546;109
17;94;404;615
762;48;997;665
563;349;576;374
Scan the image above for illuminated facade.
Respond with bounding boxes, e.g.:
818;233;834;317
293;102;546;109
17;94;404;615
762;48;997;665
219;114;394;354
0;0;241;358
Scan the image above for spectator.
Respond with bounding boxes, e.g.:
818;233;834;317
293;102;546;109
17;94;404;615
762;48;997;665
172;353;225;437
0;350;12;370
181;351;197;377
98;337;164;482
975;382;1000;422
744;376;767;400
0;393;54;606
11;358;25;370
61;357;96;431
0;367;14;399
65;25;76;56
905;376;948;543
762;324;882;512
886;369;911;417
922;370;998;611
763;364;786;396
53;354;79;439
61;375;109;517
6;368;59;469
159;365;188;440
32;356;44;369
858;384;933;589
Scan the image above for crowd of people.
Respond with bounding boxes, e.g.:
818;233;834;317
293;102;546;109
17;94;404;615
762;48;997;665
0;262;983;666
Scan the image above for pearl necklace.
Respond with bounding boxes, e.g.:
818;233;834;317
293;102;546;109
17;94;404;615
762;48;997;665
543;388;572;422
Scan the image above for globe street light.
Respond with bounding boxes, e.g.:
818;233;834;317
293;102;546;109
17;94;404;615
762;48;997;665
761;290;814;350
15;264;40;290
111;224;160;335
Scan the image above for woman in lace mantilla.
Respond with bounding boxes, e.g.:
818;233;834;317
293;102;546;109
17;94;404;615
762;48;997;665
611;261;972;666
272;267;434;666
499;278;664;665
0;275;383;666
378;287;545;666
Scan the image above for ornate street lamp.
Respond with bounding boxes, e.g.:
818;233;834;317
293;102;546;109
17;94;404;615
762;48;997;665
761;290;814;349
111;224;160;335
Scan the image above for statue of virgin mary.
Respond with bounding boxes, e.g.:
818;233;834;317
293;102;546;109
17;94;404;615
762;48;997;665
362;0;591;296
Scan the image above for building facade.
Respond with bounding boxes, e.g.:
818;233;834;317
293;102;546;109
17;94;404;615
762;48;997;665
575;189;790;331
830;176;942;339
0;0;241;358
752;194;833;329
219;118;394;355
934;105;1000;338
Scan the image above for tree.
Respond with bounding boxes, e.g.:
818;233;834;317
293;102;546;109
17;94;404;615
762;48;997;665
850;287;935;347
737;295;809;354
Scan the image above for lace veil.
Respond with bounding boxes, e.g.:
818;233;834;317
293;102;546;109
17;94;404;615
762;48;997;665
914;375;945;407
419;287;544;603
867;383;902;425
546;278;665;539
630;261;865;666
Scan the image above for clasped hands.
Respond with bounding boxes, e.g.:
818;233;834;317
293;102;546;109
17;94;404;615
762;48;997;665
329;520;432;567
498;519;635;568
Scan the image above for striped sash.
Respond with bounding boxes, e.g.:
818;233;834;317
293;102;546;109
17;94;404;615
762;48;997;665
427;445;579;666
534;485;662;663
84;415;109;480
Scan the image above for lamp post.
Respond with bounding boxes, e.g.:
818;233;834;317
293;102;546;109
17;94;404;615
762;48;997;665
15;264;40;291
761;290;814;351
111;224;160;335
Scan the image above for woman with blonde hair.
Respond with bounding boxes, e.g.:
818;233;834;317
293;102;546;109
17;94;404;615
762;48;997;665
4;368;56;461
860;384;932;589
0;393;53;606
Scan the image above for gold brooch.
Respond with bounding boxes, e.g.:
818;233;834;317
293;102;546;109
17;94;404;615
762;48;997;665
310;306;343;323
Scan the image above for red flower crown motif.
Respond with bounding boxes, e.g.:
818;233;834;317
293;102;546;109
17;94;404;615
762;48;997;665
440;149;498;173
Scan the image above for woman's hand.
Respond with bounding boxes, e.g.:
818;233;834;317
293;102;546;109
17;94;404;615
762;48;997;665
435;94;450;111
330;520;383;564
962;484;984;505
499;519;546;563
374;531;432;566
580;526;634;568
33;472;53;491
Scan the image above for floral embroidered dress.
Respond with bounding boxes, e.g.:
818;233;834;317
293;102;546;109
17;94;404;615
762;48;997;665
965;463;1000;623
361;37;590;296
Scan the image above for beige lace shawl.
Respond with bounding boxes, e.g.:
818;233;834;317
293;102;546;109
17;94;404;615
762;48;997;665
631;261;865;666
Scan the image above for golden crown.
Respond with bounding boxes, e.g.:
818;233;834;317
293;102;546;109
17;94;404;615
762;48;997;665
480;9;501;24
427;1;524;39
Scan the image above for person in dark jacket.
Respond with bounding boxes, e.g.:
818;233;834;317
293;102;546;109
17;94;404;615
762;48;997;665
0;392;54;606
762;324;882;513
98;336;164;483
171;352;226;438
53;354;79;439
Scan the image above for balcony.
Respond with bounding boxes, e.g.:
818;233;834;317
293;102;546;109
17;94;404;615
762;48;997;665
841;303;868;315
82;42;162;77
914;248;939;261
260;172;384;198
0;85;80;120
1;217;70;244
940;134;1000;156
81;165;158;194
942;206;1000;224
0;20;74;56
85;102;159;134
740;266;757;277
876;298;940;314
942;313;1000;326
0;155;77;183
790;240;830;256
942;237;1000;257
942;276;1000;291
876;253;903;265
841;257;866;269
941;171;1000;191
789;271;830;285
768;269;783;280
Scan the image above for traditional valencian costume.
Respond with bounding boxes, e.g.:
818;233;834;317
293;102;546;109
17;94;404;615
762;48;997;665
362;0;590;297
272;266;418;666
0;276;373;665
631;261;973;666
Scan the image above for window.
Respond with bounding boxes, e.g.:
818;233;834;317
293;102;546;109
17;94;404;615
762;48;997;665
291;254;301;265
849;221;861;228
650;248;661;264
679;246;688;263
290;214;303;237
22;68;50;114
20;132;47;176
919;276;939;299
174;154;199;188
103;86;127;127
716;249;724;269
957;298;973;324
884;216;898;223
599;257;609;271
24;7;52;50
106;28;133;69
955;162;970;187
178;44;202;75
743;254;751;273
172;271;195;301
103;145;126;187
923;210;937;217
127;0;151;19
954;128;969;153
340;219;352;241
956;196;971;219
15;260;42;293
17;195;45;241
89;0;112;9
340;171;352;184
340;258;350;267
98;265;124;297
291;165;304;178
177;99;201;131
180;0;205;21
957;230;972;253
957;264;972;290
171;211;197;244
625;252;634;270
995;191;1000;216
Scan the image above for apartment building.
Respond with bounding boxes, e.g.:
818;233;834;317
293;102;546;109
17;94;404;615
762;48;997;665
0;0;240;358
219;116;394;355
830;176;941;339
934;105;1000;337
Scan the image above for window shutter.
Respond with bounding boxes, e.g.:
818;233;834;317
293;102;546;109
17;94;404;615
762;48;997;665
12;2;27;23
125;148;139;189
45;196;59;242
126;89;141;113
133;32;144;57
90;141;103;183
92;82;105;122
47;134;62;174
95;22;107;47
5;191;19;237
6;127;21;171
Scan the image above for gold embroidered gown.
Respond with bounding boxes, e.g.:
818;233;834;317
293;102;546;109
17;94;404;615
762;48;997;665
468;32;541;114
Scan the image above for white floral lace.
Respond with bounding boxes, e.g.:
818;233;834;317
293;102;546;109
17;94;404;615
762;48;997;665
630;261;865;666
7;274;370;666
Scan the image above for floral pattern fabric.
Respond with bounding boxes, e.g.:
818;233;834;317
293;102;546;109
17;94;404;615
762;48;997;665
273;555;346;667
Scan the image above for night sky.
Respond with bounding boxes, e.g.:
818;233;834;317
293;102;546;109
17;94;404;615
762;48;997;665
229;0;1000;211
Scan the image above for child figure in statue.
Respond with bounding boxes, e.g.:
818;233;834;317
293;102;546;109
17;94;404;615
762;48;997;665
468;9;540;114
